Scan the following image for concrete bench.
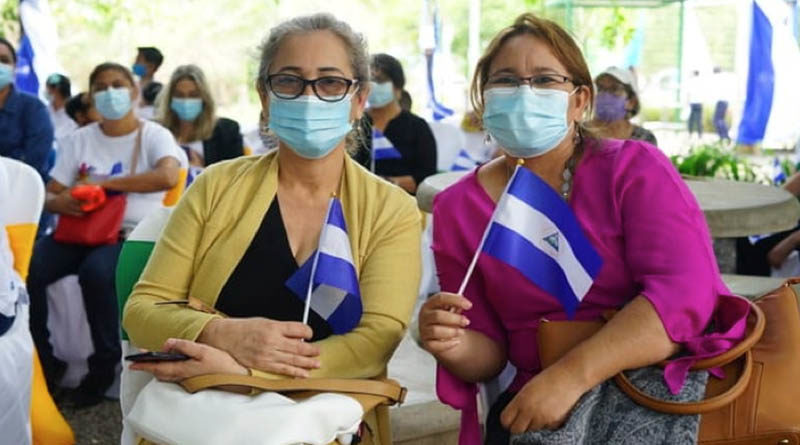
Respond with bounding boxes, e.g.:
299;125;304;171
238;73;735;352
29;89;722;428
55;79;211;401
721;274;785;299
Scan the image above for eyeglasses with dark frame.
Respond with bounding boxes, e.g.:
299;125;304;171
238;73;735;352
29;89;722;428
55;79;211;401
486;73;574;89
266;74;359;102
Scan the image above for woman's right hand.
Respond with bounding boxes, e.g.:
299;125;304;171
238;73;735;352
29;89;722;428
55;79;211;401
418;292;472;356
50;188;85;217
199;318;321;378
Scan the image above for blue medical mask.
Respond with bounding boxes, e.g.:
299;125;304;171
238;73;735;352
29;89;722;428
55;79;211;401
368;81;395;108
171;98;204;121
482;86;574;158
93;87;133;120
0;63;13;89
268;92;353;159
132;63;147;77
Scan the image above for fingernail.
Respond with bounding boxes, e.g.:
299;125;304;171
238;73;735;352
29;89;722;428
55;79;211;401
462;317;470;326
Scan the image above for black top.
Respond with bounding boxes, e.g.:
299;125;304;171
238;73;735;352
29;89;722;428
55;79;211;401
202;117;244;166
353;111;437;186
215;199;333;342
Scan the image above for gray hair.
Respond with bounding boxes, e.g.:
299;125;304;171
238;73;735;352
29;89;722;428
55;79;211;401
157;64;217;142
257;13;369;92
256;13;370;155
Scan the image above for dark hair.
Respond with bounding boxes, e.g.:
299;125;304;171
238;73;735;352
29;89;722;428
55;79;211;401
46;73;71;98
88;62;136;92
142;81;162;104
65;92;90;121
0;37;16;64
371;53;405;90
137;47;164;69
399;90;412;111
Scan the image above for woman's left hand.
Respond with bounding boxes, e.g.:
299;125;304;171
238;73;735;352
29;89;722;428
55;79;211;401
500;365;588;434
129;338;248;382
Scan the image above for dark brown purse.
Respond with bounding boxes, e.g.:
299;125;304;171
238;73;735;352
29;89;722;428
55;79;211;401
538;279;800;445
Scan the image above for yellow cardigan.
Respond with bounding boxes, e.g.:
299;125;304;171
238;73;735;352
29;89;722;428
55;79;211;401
123;150;421;379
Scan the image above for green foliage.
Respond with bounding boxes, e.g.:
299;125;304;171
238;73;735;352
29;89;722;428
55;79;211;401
670;144;758;183
1;0;19;40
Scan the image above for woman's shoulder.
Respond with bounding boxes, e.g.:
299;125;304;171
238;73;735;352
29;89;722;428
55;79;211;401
587;137;672;174
432;169;482;216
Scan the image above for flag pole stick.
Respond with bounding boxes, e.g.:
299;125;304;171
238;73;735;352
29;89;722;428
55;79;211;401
456;160;522;295
302;196;335;326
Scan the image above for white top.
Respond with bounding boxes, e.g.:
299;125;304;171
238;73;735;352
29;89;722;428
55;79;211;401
49;106;78;142
137;105;155;121
51;121;183;230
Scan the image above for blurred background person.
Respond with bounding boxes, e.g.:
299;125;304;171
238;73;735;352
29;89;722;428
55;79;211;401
686;69;704;140
711;66;731;145
138;81;162;120
65;92;101;128
157;64;243;184
399;89;412;112
590;66;657;146
366;53;436;194
0;38;54;182
132;46;163;107
45;74;78;142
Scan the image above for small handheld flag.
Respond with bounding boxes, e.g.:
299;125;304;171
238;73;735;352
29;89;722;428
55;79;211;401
286;197;362;334
451;149;482;171
458;165;602;317
370;129;402;172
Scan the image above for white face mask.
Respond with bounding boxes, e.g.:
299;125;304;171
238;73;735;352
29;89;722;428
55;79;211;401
482;86;576;158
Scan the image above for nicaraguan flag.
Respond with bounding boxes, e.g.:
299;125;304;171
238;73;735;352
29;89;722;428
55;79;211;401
451;149;481;171
479;166;602;317
286;198;362;334
372;129;402;161
738;0;800;146
773;157;787;185
15;0;63;97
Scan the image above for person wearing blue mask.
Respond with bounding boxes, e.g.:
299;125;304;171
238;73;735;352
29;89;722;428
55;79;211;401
157;64;243;182
132;46;163;108
420;13;744;444
122;14;421;444
27;62;183;408
0;37;54;181
363;53;437;194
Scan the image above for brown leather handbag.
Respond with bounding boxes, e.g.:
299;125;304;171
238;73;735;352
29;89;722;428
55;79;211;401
538;279;800;445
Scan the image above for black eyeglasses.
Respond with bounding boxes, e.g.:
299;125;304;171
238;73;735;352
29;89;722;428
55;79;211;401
266;74;359;102
487;74;573;89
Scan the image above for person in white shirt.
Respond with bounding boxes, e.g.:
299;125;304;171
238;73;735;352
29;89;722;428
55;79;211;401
686;70;704;139
27;62;182;408
0;157;34;445
45;73;78;142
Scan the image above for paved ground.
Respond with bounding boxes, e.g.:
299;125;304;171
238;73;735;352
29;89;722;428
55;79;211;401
57;397;121;445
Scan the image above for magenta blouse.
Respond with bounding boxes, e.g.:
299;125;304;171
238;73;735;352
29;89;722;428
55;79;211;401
431;139;750;445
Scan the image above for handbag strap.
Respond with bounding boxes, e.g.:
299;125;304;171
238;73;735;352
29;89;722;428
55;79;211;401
688;298;765;370
614;349;754;415
179;374;407;405
129;121;144;176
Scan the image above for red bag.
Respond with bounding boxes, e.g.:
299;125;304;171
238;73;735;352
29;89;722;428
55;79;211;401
53;193;127;245
53;124;142;246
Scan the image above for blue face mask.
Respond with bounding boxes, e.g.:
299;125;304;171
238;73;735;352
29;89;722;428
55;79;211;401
93;87;133;120
268;92;353;159
482;87;574;158
0;63;13;89
368;81;395;108
171;98;204;121
132;63;147;77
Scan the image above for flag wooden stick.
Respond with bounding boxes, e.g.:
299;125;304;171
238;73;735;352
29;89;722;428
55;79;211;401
302;196;336;326
456;160;522;295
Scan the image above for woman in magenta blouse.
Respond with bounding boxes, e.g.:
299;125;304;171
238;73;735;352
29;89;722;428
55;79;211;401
418;13;748;445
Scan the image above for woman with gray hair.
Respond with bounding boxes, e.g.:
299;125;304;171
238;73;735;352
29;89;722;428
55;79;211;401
157;64;243;180
123;13;421;444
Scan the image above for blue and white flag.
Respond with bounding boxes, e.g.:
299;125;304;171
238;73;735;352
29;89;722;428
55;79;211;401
371;128;402;172
286;198;362;334
477;166;603;317
450;149;481;171
15;0;63;98
738;0;800;146
773;157;787;185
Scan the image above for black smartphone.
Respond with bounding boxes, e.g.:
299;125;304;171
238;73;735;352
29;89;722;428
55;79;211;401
124;351;191;362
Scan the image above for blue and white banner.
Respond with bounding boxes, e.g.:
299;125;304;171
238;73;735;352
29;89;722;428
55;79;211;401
478;166;602;317
286;198;362;335
738;0;800;146
420;0;454;122
450;149;481;171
